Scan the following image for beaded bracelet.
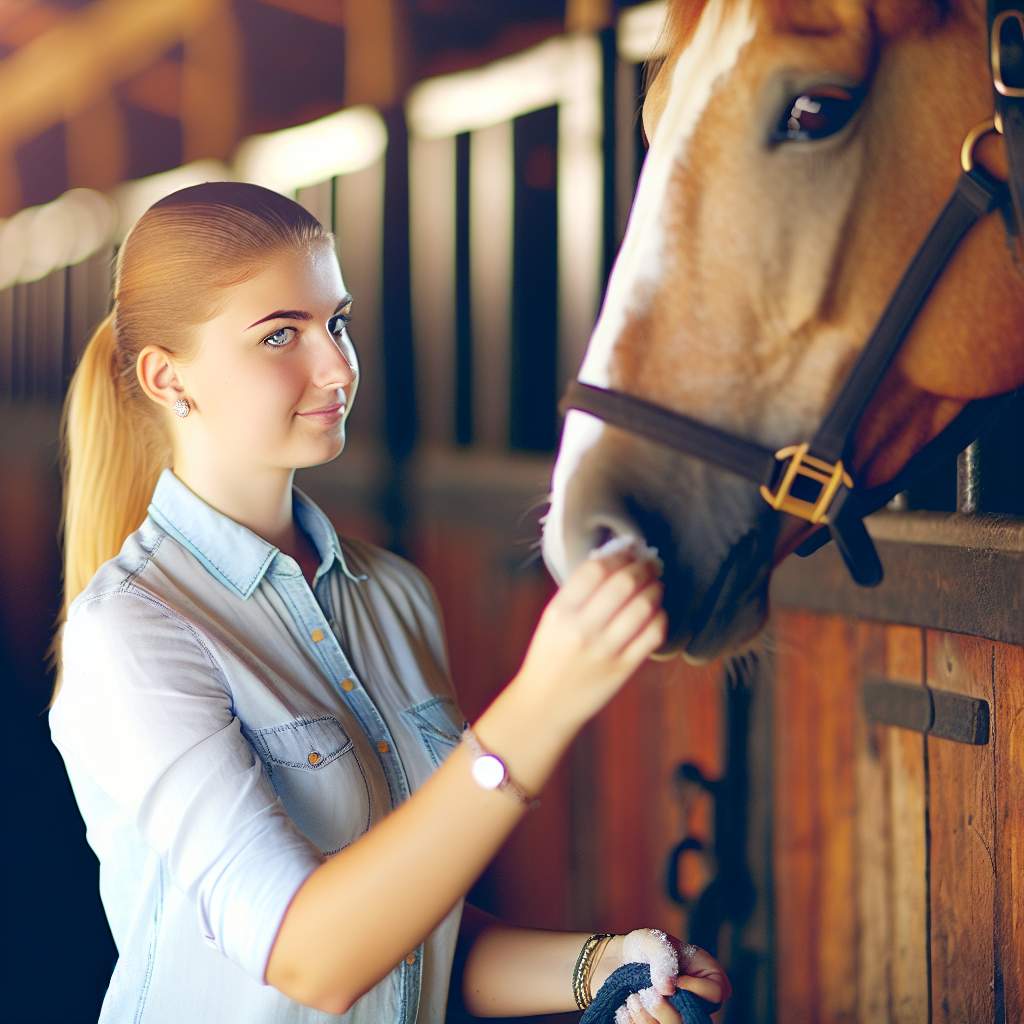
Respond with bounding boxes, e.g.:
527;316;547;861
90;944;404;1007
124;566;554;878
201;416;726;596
572;932;616;1010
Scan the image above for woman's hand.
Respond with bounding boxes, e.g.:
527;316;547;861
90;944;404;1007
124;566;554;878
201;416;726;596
594;928;732;1023
513;543;667;731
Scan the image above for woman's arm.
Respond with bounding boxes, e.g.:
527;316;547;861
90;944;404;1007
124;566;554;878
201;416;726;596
264;550;665;1014
452;902;625;1017
453;906;731;1017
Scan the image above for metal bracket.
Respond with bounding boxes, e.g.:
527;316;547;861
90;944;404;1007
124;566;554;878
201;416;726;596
862;678;990;745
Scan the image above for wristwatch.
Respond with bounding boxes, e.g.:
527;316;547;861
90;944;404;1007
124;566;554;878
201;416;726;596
461;725;541;810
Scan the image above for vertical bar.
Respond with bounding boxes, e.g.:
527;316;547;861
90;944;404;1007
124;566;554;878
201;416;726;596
335;157;386;446
556;35;604;392
380;104;416;463
512;107;559;452
956;440;981;514
454;132;472;446
0;285;12;401
470;121;513;450
408;134;456;447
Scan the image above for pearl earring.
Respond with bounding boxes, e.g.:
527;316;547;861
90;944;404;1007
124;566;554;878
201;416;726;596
173;398;191;418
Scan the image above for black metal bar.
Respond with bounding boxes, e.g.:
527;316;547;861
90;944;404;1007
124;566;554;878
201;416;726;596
862;678;989;744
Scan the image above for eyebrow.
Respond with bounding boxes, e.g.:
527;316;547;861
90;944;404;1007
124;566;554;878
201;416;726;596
246;296;352;330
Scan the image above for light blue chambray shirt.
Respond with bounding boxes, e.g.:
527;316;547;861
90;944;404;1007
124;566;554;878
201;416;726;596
49;466;470;1023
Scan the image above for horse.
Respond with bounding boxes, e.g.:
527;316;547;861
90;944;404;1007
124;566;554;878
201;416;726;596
541;0;1024;662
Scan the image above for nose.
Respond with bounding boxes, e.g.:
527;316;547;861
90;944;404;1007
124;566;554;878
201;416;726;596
314;325;358;390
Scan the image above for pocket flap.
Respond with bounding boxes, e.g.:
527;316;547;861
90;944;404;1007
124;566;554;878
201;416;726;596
256;715;353;771
402;695;465;744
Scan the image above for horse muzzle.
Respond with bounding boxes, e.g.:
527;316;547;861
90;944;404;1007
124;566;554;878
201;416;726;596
542;434;779;662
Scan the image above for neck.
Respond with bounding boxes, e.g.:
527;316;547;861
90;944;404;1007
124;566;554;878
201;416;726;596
170;456;300;554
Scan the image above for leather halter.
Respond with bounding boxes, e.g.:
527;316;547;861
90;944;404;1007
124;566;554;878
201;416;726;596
558;1;1024;587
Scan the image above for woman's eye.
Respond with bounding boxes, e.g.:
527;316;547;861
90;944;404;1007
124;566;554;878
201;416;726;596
771;86;864;144
328;308;353;336
261;326;295;349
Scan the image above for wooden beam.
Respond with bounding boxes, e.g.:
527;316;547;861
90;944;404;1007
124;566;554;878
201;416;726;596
182;1;243;162
0;0;222;153
565;0;613;32
65;92;127;192
771;512;1024;645
344;0;408;107
254;0;345;28
121;59;183;121
0;1;62;49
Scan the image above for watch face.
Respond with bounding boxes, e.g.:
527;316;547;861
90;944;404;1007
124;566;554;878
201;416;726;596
471;753;506;789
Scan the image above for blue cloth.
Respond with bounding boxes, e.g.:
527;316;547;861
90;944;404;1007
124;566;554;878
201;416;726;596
580;961;718;1023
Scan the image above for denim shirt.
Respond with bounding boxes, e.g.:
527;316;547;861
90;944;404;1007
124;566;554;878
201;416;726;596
49;467;470;1023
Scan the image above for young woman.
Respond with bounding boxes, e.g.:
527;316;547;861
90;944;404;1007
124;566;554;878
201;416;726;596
46;181;731;1023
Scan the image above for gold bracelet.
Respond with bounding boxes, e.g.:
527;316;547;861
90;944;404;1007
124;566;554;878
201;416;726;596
586;934;614;996
572;932;615;1010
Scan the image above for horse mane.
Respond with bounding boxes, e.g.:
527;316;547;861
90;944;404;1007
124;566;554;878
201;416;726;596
642;1;724;93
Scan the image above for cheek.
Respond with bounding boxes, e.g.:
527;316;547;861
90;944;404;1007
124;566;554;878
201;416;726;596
217;360;304;421
899;216;1024;399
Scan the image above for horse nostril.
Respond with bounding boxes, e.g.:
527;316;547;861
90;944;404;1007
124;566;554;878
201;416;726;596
590;524;618;551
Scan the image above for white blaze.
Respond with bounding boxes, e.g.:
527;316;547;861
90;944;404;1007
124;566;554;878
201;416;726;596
545;0;757;579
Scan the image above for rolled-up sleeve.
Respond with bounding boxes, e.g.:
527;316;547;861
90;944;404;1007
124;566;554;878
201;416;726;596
53;590;324;984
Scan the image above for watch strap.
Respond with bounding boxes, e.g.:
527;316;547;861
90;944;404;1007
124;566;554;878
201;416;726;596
461;725;541;810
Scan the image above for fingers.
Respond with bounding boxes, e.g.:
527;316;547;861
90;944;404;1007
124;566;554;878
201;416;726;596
676;974;724;1005
556;546;638;609
619;610;668;665
578;558;661;633
680;947;732;1005
597;577;665;657
615;987;683;1024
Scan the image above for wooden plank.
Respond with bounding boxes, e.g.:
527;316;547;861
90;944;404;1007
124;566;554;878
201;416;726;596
853;621;892;1022
772;610;860;1022
590;661;665;932
815;615;859;1024
772;608;823;1018
926;631;996;1023
993;640;1024;1024
883;626;929;1023
648;657;722;934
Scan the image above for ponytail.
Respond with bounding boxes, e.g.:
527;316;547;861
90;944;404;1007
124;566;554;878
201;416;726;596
44;309;168;708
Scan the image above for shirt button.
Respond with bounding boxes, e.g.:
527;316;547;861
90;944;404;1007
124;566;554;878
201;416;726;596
377;740;390;754
340;678;355;692
405;953;416;965
310;628;325;642
308;751;322;765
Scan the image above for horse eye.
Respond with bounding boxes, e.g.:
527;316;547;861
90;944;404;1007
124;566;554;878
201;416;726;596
771;87;863;144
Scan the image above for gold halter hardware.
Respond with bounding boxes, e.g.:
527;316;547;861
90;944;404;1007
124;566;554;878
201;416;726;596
759;443;853;525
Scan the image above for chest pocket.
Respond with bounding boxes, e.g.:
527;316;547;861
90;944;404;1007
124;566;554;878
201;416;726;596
400;695;467;769
251;714;371;855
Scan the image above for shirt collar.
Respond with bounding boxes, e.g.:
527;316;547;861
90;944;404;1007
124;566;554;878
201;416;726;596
146;467;367;599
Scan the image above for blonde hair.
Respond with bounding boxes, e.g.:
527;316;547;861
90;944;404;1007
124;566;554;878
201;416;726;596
45;181;333;707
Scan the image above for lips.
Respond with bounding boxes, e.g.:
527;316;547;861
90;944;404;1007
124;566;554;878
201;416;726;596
300;402;344;415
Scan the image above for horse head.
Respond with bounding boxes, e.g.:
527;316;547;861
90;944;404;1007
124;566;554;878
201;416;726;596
543;0;1024;661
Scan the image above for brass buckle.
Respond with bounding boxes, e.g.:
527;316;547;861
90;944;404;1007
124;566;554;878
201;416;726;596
758;443;853;524
992;10;1024;99
960;117;1000;173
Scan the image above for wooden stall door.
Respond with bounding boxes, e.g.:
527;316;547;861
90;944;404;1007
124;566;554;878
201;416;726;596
771;608;1024;1024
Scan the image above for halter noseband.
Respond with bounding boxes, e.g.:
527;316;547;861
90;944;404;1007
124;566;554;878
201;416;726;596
558;0;1024;587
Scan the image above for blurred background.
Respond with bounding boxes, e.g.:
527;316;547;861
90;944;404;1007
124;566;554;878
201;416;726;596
9;2;1024;1023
